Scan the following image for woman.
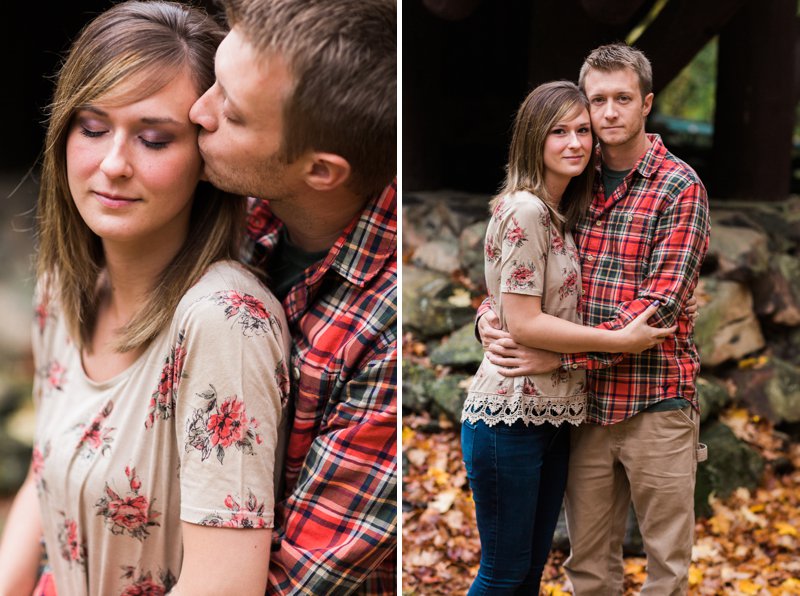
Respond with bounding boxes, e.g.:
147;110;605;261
0;3;289;595
461;81;675;594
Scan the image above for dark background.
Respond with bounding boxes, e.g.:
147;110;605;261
404;0;799;201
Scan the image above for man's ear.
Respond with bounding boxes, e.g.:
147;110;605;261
303;152;352;191
642;92;654;117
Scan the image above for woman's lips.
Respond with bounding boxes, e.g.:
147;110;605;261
93;191;140;208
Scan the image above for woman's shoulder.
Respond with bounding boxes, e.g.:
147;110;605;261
497;190;550;218
174;260;287;331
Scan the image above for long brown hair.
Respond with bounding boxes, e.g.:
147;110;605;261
37;0;245;353
492;81;596;231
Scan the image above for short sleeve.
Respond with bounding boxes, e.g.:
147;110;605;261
174;288;289;529
498;195;551;296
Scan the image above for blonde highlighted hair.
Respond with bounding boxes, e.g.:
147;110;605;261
578;42;653;100
37;0;245;353
492;81;596;231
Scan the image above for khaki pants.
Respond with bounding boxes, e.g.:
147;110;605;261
563;408;699;596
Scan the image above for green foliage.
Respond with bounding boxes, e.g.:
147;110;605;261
654;38;717;123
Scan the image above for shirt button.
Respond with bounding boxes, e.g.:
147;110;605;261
572;364;579;369
595;220;603;226
292;366;301;381
586;255;594;261
627;215;633;222
582;289;586;295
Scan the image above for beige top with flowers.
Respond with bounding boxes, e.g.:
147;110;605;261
463;191;587;427
31;260;290;596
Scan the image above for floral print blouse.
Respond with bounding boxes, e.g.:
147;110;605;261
463;191;587;427
31;261;291;595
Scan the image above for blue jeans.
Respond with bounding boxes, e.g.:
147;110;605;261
462;418;570;595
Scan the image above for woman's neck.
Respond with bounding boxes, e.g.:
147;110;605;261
100;233;185;327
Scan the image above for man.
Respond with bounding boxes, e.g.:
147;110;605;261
189;0;397;593
478;44;709;594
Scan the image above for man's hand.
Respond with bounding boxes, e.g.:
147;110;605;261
477;311;561;376
685;294;698;322
477;309;511;349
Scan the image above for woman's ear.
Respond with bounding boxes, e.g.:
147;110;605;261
302;152;352;192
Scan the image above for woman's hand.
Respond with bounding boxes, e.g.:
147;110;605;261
617;302;677;354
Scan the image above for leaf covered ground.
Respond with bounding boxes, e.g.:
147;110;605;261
402;409;800;595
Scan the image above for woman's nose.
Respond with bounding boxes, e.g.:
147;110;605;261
99;138;133;178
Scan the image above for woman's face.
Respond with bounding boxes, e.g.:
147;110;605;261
542;106;593;185
66;68;203;249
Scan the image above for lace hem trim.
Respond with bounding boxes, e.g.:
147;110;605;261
461;391;586;427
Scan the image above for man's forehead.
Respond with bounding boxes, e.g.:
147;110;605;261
584;68;640;94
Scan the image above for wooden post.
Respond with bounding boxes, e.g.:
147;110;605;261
711;0;796;200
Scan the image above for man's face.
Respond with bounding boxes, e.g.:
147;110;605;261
189;28;297;200
583;67;653;149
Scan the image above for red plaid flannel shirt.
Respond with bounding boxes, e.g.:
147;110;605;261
243;181;397;594
478;135;709;425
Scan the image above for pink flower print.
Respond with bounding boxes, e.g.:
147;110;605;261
521;378;540;396
32;441;50;494
76;401;114;457
559;269;578;300
34;298;49;335
185;385;263;464
45;360;66;392
119;567;176;596
539;210;551;228
492;197;507;218
568;244;580;263
505;261;536;291
551;231;567;255
551;368;570;386
146;332;186;429
57;515;86;568
95;467;160;540
207;398;248;448
126;466;141;491
504;216;527;247
214;290;275;337
199;490;270;529
485;238;501;263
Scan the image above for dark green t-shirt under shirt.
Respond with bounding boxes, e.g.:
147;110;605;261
266;227;329;302
602;166;630;198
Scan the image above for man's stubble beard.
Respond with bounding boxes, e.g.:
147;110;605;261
206;153;296;203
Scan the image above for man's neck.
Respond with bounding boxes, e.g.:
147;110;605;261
269;187;369;253
601;132;652;171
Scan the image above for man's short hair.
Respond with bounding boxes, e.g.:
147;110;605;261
225;0;396;198
578;43;653;100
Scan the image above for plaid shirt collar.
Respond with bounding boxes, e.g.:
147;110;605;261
245;180;397;317
595;134;666;203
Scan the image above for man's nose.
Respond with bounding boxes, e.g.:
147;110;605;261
603;101;618;119
189;85;219;132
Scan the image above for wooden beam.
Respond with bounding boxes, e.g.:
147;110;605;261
580;0;650;25
633;0;748;94
711;0;796;200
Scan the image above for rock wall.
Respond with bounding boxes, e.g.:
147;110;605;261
403;191;800;522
